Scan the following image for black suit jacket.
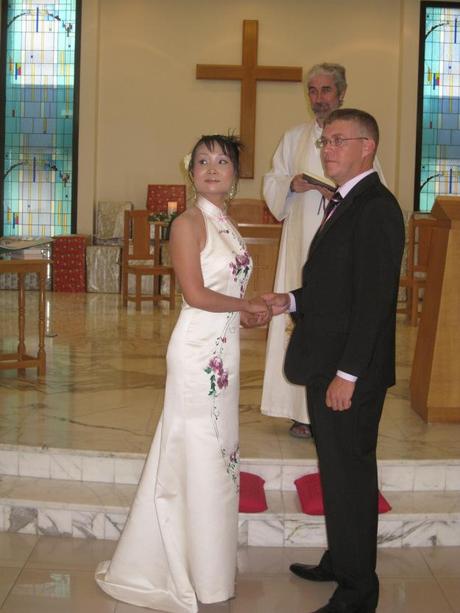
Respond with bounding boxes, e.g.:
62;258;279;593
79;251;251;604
284;172;405;390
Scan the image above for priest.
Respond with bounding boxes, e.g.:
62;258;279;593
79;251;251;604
261;63;385;438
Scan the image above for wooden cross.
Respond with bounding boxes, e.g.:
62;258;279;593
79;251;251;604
196;20;302;178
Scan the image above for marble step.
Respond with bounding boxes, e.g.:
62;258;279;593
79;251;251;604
1;443;460;493
0;474;459;547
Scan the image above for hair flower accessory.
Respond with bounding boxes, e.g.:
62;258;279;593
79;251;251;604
183;153;192;172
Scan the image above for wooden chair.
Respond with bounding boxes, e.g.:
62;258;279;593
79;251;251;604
398;214;436;325
122;210;175;310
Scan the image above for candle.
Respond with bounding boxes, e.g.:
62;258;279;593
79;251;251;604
167;201;177;215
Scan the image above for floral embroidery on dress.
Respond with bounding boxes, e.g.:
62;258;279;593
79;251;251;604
205;354;229;401
227;446;240;484
229;251;251;297
204;313;240;490
204;314;231;414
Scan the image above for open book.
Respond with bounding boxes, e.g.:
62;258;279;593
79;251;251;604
301;172;336;192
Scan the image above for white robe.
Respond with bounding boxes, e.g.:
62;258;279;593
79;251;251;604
261;120;385;423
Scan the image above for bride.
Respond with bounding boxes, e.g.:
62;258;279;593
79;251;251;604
95;134;269;612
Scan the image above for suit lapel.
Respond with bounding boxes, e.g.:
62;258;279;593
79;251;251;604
308;172;381;257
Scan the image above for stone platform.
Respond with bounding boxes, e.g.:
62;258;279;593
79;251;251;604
0;444;459;547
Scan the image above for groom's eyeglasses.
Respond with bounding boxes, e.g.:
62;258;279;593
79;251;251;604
315;136;369;149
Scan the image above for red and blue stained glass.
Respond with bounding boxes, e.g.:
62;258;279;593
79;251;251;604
419;3;460;212
2;0;78;237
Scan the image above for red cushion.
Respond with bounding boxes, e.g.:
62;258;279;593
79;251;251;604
294;472;391;516
239;471;267;513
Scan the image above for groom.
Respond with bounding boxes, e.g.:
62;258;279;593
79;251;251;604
263;109;404;612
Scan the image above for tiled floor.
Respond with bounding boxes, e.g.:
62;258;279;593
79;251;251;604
0;533;458;612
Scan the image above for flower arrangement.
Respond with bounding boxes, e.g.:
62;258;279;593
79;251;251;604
148;211;179;239
148;211;179;223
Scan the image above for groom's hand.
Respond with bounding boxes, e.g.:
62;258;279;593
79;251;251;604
261;292;290;316
325;376;355;411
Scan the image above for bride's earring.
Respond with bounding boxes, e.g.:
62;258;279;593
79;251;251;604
190;183;197;201
188;171;197;202
228;181;237;202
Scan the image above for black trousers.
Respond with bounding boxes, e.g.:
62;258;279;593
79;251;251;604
307;380;387;611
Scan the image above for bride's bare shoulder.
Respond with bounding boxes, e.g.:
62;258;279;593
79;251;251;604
170;206;204;239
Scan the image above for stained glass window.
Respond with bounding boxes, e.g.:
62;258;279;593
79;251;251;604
415;2;460;212
0;0;80;237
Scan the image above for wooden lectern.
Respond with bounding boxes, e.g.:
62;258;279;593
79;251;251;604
410;196;460;422
238;223;281;300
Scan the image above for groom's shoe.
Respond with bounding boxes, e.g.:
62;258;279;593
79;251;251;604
289;563;336;582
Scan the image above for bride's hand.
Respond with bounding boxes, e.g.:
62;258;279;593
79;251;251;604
246;296;269;314
241;309;271;328
241;311;260;328
244;297;272;326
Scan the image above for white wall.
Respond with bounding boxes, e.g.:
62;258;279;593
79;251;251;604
77;0;432;234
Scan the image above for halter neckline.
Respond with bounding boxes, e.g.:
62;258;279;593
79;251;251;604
197;197;228;219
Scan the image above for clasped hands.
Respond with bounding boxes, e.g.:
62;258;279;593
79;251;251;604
241;292;290;328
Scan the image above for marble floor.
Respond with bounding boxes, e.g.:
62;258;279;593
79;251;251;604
0;533;458;612
1;291;460;460
1;291;460;611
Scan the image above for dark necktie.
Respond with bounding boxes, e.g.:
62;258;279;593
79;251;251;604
308;191;343;258
319;190;342;231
